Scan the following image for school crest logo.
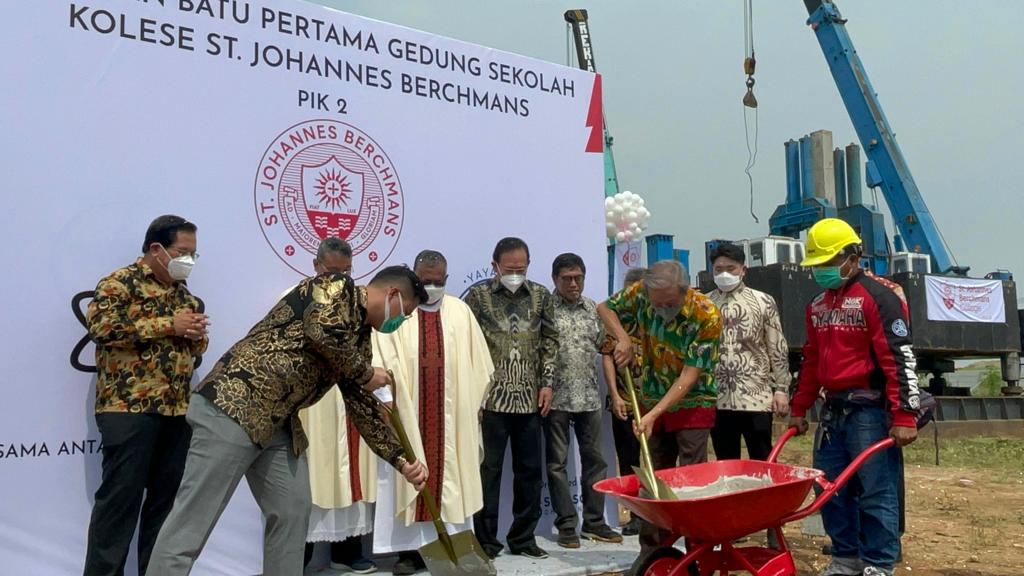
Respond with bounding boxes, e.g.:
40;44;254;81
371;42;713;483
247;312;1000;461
255;120;404;279
941;284;956;310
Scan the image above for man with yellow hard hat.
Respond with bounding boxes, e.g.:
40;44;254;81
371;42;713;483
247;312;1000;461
788;218;919;576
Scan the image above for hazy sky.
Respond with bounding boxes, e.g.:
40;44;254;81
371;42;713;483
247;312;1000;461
316;0;1023;292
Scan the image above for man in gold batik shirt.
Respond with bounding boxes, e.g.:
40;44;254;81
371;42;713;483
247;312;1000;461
148;267;429;576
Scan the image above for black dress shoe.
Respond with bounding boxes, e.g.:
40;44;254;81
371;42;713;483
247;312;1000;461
510;544;549;559
392;551;426;575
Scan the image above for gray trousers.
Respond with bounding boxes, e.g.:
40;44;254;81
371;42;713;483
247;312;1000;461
543;409;609;533
148;394;311;576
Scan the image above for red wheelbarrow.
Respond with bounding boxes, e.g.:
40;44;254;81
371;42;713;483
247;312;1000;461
593;428;895;576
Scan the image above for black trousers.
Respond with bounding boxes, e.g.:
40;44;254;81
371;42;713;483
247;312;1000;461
710;410;773;461
473;410;543;553
610;411;640;477
83;412;191;576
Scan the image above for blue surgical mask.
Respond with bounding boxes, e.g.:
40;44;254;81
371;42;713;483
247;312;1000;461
378;292;406;334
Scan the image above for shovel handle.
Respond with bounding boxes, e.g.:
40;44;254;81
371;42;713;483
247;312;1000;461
622;370;662;498
377;372;457;562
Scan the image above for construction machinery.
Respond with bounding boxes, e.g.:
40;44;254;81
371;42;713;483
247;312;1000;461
565;9;620;201
699;0;1021;395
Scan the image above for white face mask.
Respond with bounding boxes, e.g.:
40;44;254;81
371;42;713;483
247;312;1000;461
160;246;194;281
500;274;526;294
714;271;742;292
424;284;445;305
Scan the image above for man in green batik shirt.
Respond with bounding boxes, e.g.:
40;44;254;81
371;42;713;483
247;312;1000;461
597;259;722;571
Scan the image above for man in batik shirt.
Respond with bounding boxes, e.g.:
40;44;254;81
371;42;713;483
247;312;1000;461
545;253;621;549
148;267;429;576
83;215;208;576
707;242;790;462
465;237;558;561
598;259;721;569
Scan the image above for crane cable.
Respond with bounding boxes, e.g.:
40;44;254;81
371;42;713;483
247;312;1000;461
743;0;760;223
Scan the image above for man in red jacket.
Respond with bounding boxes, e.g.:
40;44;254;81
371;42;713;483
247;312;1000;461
788;219;919;576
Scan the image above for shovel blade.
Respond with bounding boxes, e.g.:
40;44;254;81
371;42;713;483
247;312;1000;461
419;530;496;576
631;465;677;501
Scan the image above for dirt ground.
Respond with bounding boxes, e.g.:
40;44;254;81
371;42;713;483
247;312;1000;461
769;435;1024;576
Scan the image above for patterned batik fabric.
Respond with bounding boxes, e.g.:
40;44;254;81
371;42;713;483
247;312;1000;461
464;279;558;414
198;273;402;465
606;283;722;424
550;295;605;413
88;260;207;416
708;284;790;412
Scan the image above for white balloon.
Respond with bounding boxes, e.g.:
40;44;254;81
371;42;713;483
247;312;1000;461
606;211;615;220
604;197;615;208
615;231;627;242
638;198;646;206
623;230;634;241
627;210;638;220
614;205;625;214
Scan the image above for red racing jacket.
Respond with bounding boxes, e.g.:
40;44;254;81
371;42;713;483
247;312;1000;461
791;270;920;428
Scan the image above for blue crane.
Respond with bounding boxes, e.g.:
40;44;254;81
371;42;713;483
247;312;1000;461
802;0;962;275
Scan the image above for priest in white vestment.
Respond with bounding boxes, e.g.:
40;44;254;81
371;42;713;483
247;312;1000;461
371;250;494;575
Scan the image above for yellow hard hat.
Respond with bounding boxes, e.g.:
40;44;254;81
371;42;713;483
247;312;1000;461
801;218;862;267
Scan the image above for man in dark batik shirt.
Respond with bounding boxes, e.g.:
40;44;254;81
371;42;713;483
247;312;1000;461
148;267;429;576
465;237;558;561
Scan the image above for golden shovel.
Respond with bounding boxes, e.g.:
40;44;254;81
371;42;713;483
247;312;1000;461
379;372;496;576
623;369;676;500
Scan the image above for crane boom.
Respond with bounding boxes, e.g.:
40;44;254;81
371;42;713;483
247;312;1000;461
565;9;621;199
804;0;958;274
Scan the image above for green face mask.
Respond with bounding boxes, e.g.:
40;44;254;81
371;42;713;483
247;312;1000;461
812;265;845;290
378;292;406;334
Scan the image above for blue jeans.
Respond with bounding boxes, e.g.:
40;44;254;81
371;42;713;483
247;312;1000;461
813;405;900;570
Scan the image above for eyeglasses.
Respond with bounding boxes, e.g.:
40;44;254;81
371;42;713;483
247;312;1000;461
169;247;199;260
558;275;585;285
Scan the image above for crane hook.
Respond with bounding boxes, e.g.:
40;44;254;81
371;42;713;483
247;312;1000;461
743;56;757;108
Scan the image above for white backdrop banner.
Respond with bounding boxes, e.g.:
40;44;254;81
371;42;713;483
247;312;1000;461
0;1;605;574
924;276;1005;323
612;241;643;293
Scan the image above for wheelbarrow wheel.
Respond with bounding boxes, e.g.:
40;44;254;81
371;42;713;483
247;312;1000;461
635;546;684;576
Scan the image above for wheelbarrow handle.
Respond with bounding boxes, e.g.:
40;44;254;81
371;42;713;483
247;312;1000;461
780;436;896;525
766;427;800;464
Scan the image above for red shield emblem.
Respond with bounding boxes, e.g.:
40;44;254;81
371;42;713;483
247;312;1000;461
302;156;364;240
941;285;955;309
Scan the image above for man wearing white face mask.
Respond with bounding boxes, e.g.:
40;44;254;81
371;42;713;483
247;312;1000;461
83;215;209;576
370;250;494;574
706;242;789;463
465;237;559;560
